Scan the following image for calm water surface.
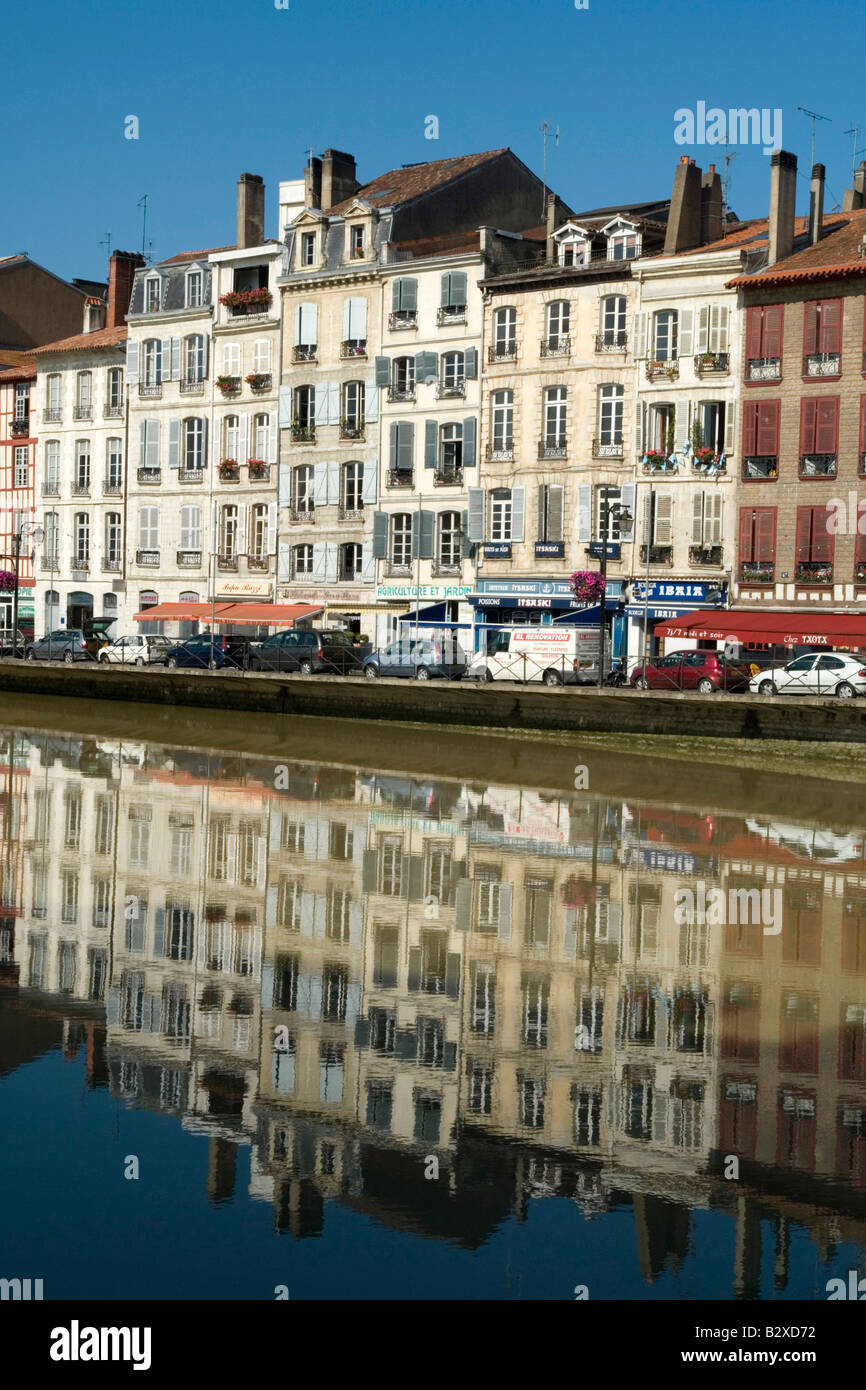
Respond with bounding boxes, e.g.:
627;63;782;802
1;702;865;1300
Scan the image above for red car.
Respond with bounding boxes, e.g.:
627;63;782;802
631;649;753;693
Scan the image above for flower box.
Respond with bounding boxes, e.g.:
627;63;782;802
216;375;241;394
247;459;268;479
218;458;240;480
219;288;272;310
245;373;271;392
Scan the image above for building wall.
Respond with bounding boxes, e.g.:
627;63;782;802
0;372;36;633
0;262;87;350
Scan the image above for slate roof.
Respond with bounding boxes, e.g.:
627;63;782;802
326;149;509;215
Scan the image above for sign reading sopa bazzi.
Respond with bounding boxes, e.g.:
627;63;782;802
375;584;473;602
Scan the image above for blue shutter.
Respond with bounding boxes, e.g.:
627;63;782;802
424;420;438;469
375;357;390;388
463;417;476;468
397;421;414;472
153;907;165;958
372;512;388;559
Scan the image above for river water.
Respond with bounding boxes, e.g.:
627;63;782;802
0;695;864;1301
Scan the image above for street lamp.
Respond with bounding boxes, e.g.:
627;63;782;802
596;499;632;688
1;521;43;658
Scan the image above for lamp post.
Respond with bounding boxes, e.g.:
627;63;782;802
2;521;43;658
595;499;632;688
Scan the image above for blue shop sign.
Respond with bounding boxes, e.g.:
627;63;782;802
587;541;621;560
477;579;624;598
484;543;512;559
535;541;565;558
632;580;726;604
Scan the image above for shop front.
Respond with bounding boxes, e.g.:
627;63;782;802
625;579;728;662
468;578;627;656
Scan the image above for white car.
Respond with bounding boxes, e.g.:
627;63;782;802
749;651;866;699
98;634;171;666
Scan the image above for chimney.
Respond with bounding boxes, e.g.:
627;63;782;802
107;250;145;328
304;156;322;209
843;160;866;211
321;149;358;211
83;297;106;333
237;173;265;249
768;149;797;265
664;156;702;254
700;164;723;244
809;163;825;245
545;191;558;262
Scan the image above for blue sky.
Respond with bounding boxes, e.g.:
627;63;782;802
2;0;860;283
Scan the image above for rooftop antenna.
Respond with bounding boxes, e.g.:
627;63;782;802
98;231;112;259
797;106;831;169
540;121;559;219
722;148;737;229
145;239;154;266
137;194;148;257
844;124;861;181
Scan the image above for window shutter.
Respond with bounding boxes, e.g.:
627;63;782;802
342;297;352;340
293;304;302;344
498;883;513;942
327;381;341;425
361;540;375;581
460;508;471;558
511;486;525;542
463;416;476;468
678;308;693;357
397;421;414;471
267;411;277;464
738;507;755;564
146;420;160;471
394;277;417;311
744;306;762;363
160;338;172;381
314;388;329;426
464;347;478;379
389;421;398;470
126;341;139;384
466;488;486;542
548;483;564;542
620;482;635;540
795;507;812;562
267;502;277;555
312;542;327;579
812;506;834;564
653;492;673;545
756;400;780;455
800;398;816;454
170;338;181;381
364;377;379;422
632;312;647;359
424;420;438;468
692;491;705;545
724;401;735;454
236;504;247;556
413;510;434;559
763;304;783;360
278;384;293;428
139;419;147;465
326;460;341;505
362;460;377;504
313;463;328;505
803;301;819;356
755;509;776;564
168;419;180;469
325;542;338;582
353;297;367;339
707;492;723;545
742;401;757;456
815;396;839;453
375;356;390;388
392;279;402;311
153;907;165;958
577;484;592;542
415;351;437;384
537;484;547;541
717;305;730;352
451;270;467;306
372;511;388;559
697;305;710;354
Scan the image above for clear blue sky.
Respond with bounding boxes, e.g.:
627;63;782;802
2;0;860;283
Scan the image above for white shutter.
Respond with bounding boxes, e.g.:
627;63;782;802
724;401;734;455
547;483;564;542
160;338;172;381
253;339;270;373
213;413;222;467
577;484;592;542
170;338;181;381
126;341;139;384
238;414;249;463
313;463;328;505
278;541;291;581
713;304;729;353
352;297;368;339
312;542;327;579
210;499;219;552
278;386;293;428
697;305;710;354
327;381;341;425
237;504;247;556
466;487;486;543
653;492;673;545
361;540;375;581
364;377;379;423
325;542;338;582
362;460;377;504
267;502;277;555
707;492;723;545
146;420;160;471
267;411;277;464
652;1091;669;1144
201;336;209;378
632;311;647;359
620;481;635;542
511;485;525;542
168;418;180;469
678;308;693;357
691;491;705;545
326;460;341;505
314;389;329;426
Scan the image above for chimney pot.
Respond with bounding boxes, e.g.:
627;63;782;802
107;249;145;329
768;149;798;265
237;172;265;249
809;163;825;245
665;158;703;254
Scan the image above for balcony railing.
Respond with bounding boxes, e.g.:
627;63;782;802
137;467;161;484
643;455;678;473
795;562;833;585
646;360;679;381
41;483;60;497
247;463;270;482
138;383;162;398
179;468;205;483
290;506;315;523
292;346;317;363
248;556;269;571
432;561;462;578
73;405;93;420
538;439;567;460
338;505;365;522
71;556;90;571
694;351;729;375
216;377;241;396
540;337;570;358
177;550;202;567
386;562;413;577
340;341;367;359
102;558;122;572
387;469;414;488
437;306;467;326
136;549;159;566
218;465;240;483
71;483;91;496
104;403;123;418
10;417;30;436
434;467;463;486
592;436;623;459
742;455;777;479
487;445;514;462
389;310;417;331
103;481;122;496
596;333;628;353
488;344;517;363
40;556;59;571
436;380;466;399
387;385;415;403
43;408;61;423
639;544;673;566
689;545;723;567
291;424;315;443
799;453;837;478
179;377;206;394
739;562;774;584
217;554;239;571
803;352;840;377
746;357;781;381
339;424;365;441
247;373;272;393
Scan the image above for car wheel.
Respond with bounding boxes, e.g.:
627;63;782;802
697;677;715;694
415;666;431;681
63;651;73;664
364;665;378;679
98;652;108;664
166;656;178;669
25;650;35;661
249;657;261;671
758;680;777;695
299;660;313;675
634;675;649;691
836;682;856;699
482;668;494;683
135;656;145;667
542;668;561;687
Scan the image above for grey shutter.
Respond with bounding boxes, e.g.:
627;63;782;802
424;420;438;468
407;855;425;900
201;336;209;378
462;416;476;468
497;883;513;942
464;347;478;379
375;357;390;387
372;511;388;559
168;419;180;469
407;947;422;992
152;906;165;958
126;342;139;385
354;1016;371;1048
107;985;121;1025
415;352;437;384
146;420;160;471
454;877;473;930
548;483;564;542
362;848;378;892
445;953;461;999
537;484;547;542
460;509;472;558
389;421;398;469
397;421;414;471
393;278;417;311
139;419;147;466
577;484;592;542
443;1041;457;1071
511;486;525;542
411;512;435;560
395;1028;417;1060
452;271;467;305
467;488;486;542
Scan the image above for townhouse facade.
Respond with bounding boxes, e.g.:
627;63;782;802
0;352;36;636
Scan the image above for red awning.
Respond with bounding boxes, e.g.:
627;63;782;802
201;602;324;626
654;609;866;649
132;602;225;622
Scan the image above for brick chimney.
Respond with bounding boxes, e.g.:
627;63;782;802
304;156;322;209
664;156;702;254
809;163;825;245
843;160;866;211
768;150;797;265
700;164;723;244
321;149;358;211
107;250;145;328
237;173;265;249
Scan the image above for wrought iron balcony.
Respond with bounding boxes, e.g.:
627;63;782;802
339;424;365;441
247;462;270;482
387;468;414;488
248;556;269;571
217;554;239;571
389;310;417;331
71;483;91;496
290;505;315;523
136;549;159;566
538;439;567;460
43;408;61;423
596;333;628;353
803;352;840;377
10;417;29;436
103;481;122;496
639;544;674;566
487;344;517;363
487;445;514;462
433;467;463;486
431;561;462;578
40;555;59;571
177;550;202;567
437;306;467;326
216;377;241;396
104;403;124;417
102;558;122;572
137;467;161;484
41;483;60;497
799;453;837;478
693;351;729;375
742;455;777;479
795;562;833;585
436;380;466;399
338;505;365;522
739;562;774;584
645;360;679;381
387;385;415;403
291;424;315;442
540;336;570;358
138;383;162;398
73;405;93;420
689;545;723;567
340;341;367;359
745;357;781;381
592;436;623;459
71;556;90;571
179;468;205;483
292;346;317;363
179;377;206;394
385;562;413;577
247;373;272;392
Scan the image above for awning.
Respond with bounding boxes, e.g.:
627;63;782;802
132;602;220;622
653;609;866;648
398;602;448;623
133;601;322;625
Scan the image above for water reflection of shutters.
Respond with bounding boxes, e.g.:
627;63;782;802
261;962;274;1008
443;1041;457;1071
348;899;363;945
497;883;513;942
309;974;322;1021
652;1089;668;1144
300;892;315;936
362;848;378;893
354;1015;371;1048
607;901;622;943
153;906;165;958
265;884;278;927
454;877;473;929
407;855;425;900
445;953;461;999
107;985;121;1025
313;894;327;939
345;981;361;1030
395;1027;417;1060
407;947;422;991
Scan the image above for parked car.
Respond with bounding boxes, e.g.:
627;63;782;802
749;651;866;699
631;650;753;693
0;629;27;658
248;628;364;674
163;635;252;670
25;629;95;663
363;637;467;680
98;634;172;666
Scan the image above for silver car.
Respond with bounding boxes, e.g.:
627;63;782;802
98;634;171;667
749;651;866;699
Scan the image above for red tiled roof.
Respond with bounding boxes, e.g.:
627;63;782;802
33;325;128;355
0;348;36;369
327;148;509;215
0;349;36;382
727;209;866;286
158;246;235;265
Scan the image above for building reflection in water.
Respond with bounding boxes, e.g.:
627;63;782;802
2;725;866;1293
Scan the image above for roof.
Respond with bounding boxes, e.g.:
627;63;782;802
0;255;27;269
727;209;866;287
33;325;128;355
0;349;36;382
389;229;482;260
326;148;509;215
157;246;235;266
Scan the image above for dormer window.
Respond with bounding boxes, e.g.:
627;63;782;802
186;270;202;308
559;240;588;267
602;218;641;261
301;233;316;267
145;277;161;312
350;225;365;259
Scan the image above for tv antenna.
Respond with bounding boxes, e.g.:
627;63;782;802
722;149;737;228
540;121;560;218
98;231;112;259
137;194;148;256
844;123;866;181
797;106;831;168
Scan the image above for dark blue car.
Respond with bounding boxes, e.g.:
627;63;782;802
163;635;251;670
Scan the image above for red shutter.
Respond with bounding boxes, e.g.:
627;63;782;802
795;507;813;562
860;396;866;451
738;507;755;563
819;298;842;355
742;401;758;455
800;398;817;454
745;305;763;361
815;397;839;453
756;399;780;454
856;528;866;565
763;305;784;360
803;301;819;357
811;506;834;564
755;508;776;563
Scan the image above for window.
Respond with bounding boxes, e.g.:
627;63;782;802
558;237;587;267
107;367;123;410
292;464;314;512
44;440;60;492
518;1076;545;1128
180;505;201;551
184;335;205;381
14;382;29;420
13;447;28;488
438;511;461;568
223;415;239;458
138;506;159;550
537;484;563;543
491;389;513;454
343;461;363;511
803;298;842;374
142;339;161;385
441;351;465;390
742;399;780;477
105;513;122;565
653;310;678;362
440;271;467;318
75;371;92;414
252;339;270;374
745;304;783;378
546;300;570;347
220;504;239;559
525;878;553;949
490;489;512;542
597;384;623;446
186;270;202;308
795;506;834;583
73;512;89;562
46;373;61;415
392;356;415;396
390;513;412;567
293;303;318;357
799;397;839;475
492;306;516;358
292;544;313;577
183;418;204;471
544;386;567;447
339;542;362;580
250;504;268;561
145;277;161;312
350;224;365;257
391;277;418;325
252;412;268;459
342;381;364;433
523;975;550;1046
698;400;727;455
608;231;639;259
301;232;316;266
439;422;463;476
596;485;625;541
75;440;91;490
600;295;627;347
294;385;315;429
